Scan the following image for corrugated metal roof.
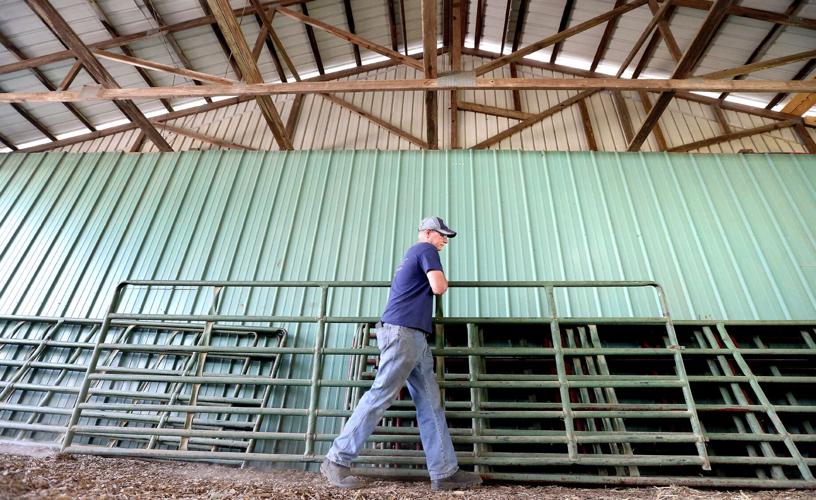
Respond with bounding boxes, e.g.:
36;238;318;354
0;150;814;322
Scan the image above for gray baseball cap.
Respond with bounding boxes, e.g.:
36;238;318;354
418;216;457;237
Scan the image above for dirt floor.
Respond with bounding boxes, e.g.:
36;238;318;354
0;442;813;500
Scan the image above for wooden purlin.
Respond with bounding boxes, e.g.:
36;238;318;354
206;0;292;150
24;0;172;152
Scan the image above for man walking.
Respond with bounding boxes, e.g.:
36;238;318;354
321;216;482;491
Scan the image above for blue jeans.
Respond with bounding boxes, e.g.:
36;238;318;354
326;323;459;480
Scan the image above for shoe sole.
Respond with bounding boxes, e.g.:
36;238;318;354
431;479;482;491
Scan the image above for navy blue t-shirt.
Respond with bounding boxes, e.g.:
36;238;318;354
381;242;443;334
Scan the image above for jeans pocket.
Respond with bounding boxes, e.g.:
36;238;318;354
377;325;398;353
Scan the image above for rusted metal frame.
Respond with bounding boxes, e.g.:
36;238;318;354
298;3;324;75
636;91;668;150
250;4;288;83
0;31;95;131
576;98;597;151
0;1;307;76
475;0;486;50
471;89;598;150
25;0;172;152
93;49;237;85
422;0;438;149
549;0;575;64
793;123;816;153
766;59;815;110
590;0;626;72
207;0;293;150
450;0;464;149
342;0;362;66
458;101;533;120
667;119;799;152
21;58;409;153
474;0;650;76
385;0;399;51
319;93;429;148
718;0;805;102
85;0;173;112
135;0;213;104
155;123;257;150
274;6;423;71
627;0;736;151
715;323;814;480
671;0;816;30
696;327;785;480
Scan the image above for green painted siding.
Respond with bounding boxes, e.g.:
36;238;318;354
0;150;814;322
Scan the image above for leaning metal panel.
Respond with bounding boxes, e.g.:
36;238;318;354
1;280;814;488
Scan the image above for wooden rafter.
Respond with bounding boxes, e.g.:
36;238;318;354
510;0;529;111
459;101;533;120
472;90;598;149
25;0;171;151
85;0;173;112
766;59;815;110
590;0;626;72
0;131;17;151
320;93;428;148
612;90;634;144
134;0;213;104
475;0;486;50
251;5;288;83
711;105;732;135
6;77;816;103
450;0;464;149
668;119;799;152
0;30;95;131
0;1;305;76
386;0;399;51
422;0;438;149
20;57;411;153
671;0;816;30
299;3;325;75
698;50;816;80
197;0;244;80
342;0;362;66
93;50;237;85
399;0;408;56
206;0;292;150
718;0;805;102
550;0;575;64
576;98;597;151
286;94;305;138
156;122;257;150
500;0;512;54
0;84;57;141
636;90;667;150
793;123;816;152
275;6;423;71
628;0;736;152
58;61;83;90
475;0;649;76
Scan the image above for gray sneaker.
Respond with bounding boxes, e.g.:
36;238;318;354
320;459;363;489
431;469;482;491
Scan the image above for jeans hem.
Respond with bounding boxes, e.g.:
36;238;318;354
429;466;459;481
324;454;351;468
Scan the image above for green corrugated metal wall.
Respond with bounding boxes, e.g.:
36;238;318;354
1;150;814;321
1;149;815;457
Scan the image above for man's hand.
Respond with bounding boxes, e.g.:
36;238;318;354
427;270;448;295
